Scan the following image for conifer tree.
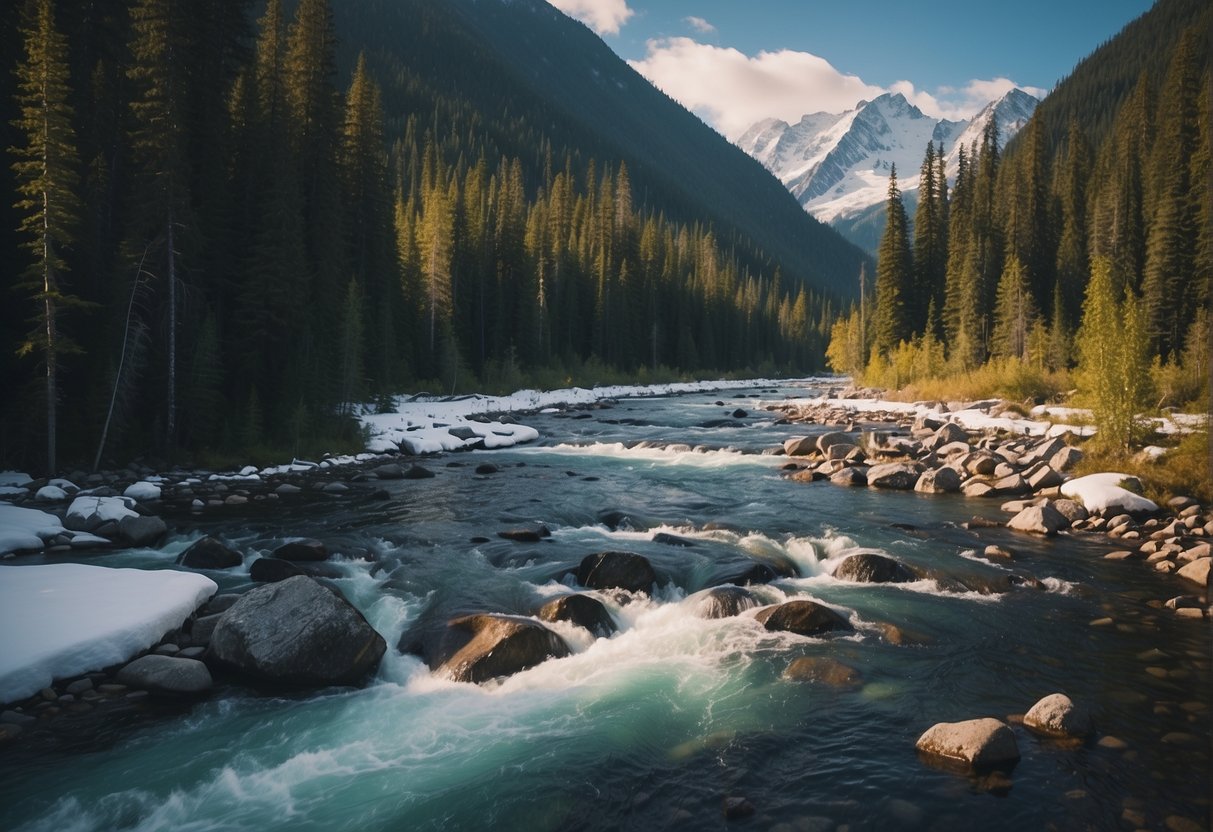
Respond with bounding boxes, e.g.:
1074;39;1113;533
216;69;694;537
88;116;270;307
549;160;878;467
991;254;1036;361
873;164;913;357
1053;119;1091;325
913;142;947;331
11;0;83;474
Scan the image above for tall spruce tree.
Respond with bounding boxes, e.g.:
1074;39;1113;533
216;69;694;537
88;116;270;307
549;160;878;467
873;164;913;357
991;254;1037;361
913;142;947;333
11;0;83;474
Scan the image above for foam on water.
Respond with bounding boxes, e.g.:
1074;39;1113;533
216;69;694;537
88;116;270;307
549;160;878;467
519;441;775;469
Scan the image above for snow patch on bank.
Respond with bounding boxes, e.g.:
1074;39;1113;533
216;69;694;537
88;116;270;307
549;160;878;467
0;504;65;555
0;563;217;703
1060;473;1159;515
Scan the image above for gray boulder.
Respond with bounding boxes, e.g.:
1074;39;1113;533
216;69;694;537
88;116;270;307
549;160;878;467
834;553;918;583
934;422;969;446
250;557;307;582
373;463;405;480
1023;693;1093;738
177;536;242;570
118;515;168;547
1006;504;1066;536
866;463;921;490
916;718;1020;770
915;467;961;494
990;473;1029;496
1050;446;1084;472
438;614;570;683
1052;499;1088;525
576;551;657;593
755;600;852;636
783;436;818;457
829;466;867;487
208;576;386;687
272;539;328;561
116;654;212;695
816;431;856;454
693;586;760;619
537;594;616;637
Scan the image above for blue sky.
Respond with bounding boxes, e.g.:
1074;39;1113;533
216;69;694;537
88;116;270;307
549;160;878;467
548;0;1154;136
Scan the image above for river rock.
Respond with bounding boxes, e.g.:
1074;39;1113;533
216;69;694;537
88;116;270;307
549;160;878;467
118;515;168;547
834;553;918;583
721;557;796;585
784;656;861;687
373;463;405;480
962;479;996;498
991;473;1030;496
915;467;961;494
116;654;212;695
177;536;242;569
1052;499;1088;525
755;600;852;636
498;525;551;543
693;586;760;619
438;614;571;683
961;452;1000;477
1176;558;1211;587
866;463;921;490
915;718;1020;770
1006;504;1066;536
250;557;307;582
403;465;435;480
1024;463;1063;491
1050;446;1084;472
934;422;969;446
816;431;856;454
576;551;657;593
1023;693;1093;738
537;594;616;637
208;576;386;687
830;466;867;487
783;437;818;457
272;539;328;561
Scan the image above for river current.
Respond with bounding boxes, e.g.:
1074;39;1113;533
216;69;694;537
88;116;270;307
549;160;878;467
2;381;1209;830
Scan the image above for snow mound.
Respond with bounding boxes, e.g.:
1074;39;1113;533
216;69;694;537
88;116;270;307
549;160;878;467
124;481;162;501
67;495;138;524
0;563;217;704
0;472;32;488
0;503;65;555
34;485;69;502
1060;473;1159;515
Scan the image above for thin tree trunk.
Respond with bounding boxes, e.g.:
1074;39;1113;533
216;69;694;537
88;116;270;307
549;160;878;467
44;191;56;475
166;210;176;451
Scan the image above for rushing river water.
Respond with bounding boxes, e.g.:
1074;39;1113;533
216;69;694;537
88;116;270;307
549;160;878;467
2;382;1210;831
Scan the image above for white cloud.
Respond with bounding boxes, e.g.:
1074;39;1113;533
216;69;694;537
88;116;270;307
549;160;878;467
628;39;1046;138
684;16;716;34
547;0;634;36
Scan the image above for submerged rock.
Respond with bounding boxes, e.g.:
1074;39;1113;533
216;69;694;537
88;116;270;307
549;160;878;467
916;718;1020;770
833;553;918;584
755;599;852;636
208;576;385;687
497;525;551;543
784;656;861;687
576;551;657;593
693;586;760;619
1023;693;1093;738
537;594;616;637
438;614;570;683
272;539;328;562
177;536;242;570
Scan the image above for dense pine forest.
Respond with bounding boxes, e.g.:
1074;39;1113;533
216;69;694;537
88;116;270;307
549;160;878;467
1;0;851;474
828;0;1211;450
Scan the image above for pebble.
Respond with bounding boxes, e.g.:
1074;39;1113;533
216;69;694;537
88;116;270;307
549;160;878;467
65;678;94;695
1097;735;1128;750
1160;732;1201;747
1089;617;1113;627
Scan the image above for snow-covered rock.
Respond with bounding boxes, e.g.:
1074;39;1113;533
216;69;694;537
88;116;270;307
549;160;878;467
34;485;69;502
0;472;32;488
0;504;65;555
65;495;138;531
1060;473;1159;516
124;481;162;501
0;563;216;703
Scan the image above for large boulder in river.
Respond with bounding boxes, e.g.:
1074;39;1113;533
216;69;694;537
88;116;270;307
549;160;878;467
438;614;571;683
208;576;385;687
782;436;818;457
693;586;760;619
177;536;242;569
1006;504;1066;536
755;600;852;636
576;551;657;593
272;539;327;561
816;431;857;455
1023;693;1093;738
118;515;168;547
834;553;918;584
916;718;1020;770
537;594;616;637
915;467;961;494
865;463;921;490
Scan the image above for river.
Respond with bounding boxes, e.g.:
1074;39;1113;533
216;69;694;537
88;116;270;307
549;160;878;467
2;381;1209;831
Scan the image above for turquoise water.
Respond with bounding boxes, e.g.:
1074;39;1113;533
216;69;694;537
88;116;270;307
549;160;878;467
2;383;1209;830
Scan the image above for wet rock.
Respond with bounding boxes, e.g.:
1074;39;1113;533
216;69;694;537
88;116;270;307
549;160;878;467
1023;693;1093;738
916;718;1020;770
784;656;861;687
438;614;571;684
731;408;747;419
866;463;921;490
276;483;302;495
208;576;385;687
537;594;616;637
176;536;242;570
189;613;224;646
372;463;405;480
497;525;551;543
1006;504;1066;536
475;463;499;475
1176;558;1210;587
322;482;349;494
755;599;852;636
403;465;435;480
694;586;760;619
576;551;657;593
722;796;755;820
272;539;328;562
782;437;818;457
250;556;306;583
652;532;695;547
915;467;961;494
596;509;644;531
834;553;918;583
117;515;168;548
829;466;867;487
116;654;212;695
